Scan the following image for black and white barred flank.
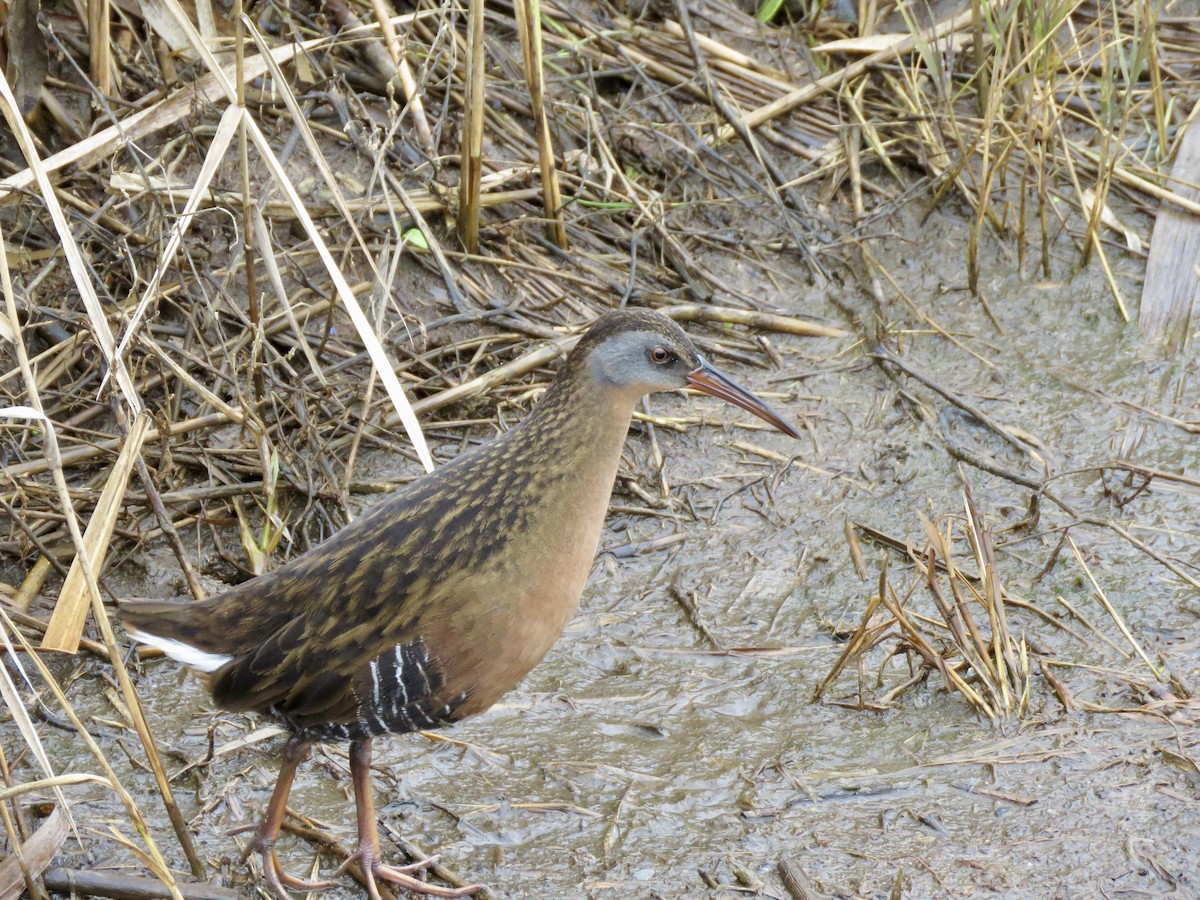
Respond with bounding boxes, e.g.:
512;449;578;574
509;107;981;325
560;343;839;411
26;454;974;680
271;640;470;741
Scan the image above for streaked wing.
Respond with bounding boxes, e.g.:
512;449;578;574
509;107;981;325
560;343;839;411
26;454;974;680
209;615;468;739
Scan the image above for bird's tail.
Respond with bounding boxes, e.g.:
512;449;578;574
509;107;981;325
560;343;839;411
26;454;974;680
119;599;233;673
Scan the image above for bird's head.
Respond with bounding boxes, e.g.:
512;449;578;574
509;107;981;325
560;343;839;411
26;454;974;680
575;309;801;438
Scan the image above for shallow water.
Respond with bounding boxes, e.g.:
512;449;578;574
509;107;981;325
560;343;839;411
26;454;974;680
23;197;1200;899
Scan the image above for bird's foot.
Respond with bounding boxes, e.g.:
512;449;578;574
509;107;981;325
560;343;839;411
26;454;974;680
234;827;337;899
336;846;483;899
266;850;339;897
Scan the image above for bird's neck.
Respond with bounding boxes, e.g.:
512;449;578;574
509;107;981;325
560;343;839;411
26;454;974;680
528;357;638;451
474;369;636;638
516;366;640;493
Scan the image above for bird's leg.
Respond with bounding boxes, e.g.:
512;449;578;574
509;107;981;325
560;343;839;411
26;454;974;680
239;737;337;897
336;737;482;899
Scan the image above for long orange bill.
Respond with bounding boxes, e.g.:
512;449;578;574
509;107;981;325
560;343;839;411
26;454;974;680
686;356;802;439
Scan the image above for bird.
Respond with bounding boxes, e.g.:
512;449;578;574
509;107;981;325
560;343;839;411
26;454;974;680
121;308;801;899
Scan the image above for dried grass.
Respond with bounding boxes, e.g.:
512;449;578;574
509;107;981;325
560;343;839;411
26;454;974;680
818;478;1179;721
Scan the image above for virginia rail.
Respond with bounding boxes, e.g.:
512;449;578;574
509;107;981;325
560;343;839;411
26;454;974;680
122;309;800;898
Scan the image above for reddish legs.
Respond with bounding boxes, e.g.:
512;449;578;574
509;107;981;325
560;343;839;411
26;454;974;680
238;738;336;898
336;738;482;899
239;737;482;898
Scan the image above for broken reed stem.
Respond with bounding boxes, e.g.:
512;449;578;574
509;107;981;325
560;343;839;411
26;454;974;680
88;0;112;96
367;0;435;156
880;577;998;721
1066;536;1162;680
458;0;486;253
828;482;1171;719
2;611;184;897
43;414;148;651
0;741;45;900
513;0;567;248
962;485;1023;712
812;556;890;702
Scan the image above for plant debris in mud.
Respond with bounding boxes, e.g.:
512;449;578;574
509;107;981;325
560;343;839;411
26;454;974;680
818;478;1188;725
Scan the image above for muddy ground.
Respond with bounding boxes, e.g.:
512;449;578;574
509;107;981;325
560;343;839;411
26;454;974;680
22;189;1198;900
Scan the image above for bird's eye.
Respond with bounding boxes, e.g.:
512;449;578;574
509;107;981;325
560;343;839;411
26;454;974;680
650;346;671;364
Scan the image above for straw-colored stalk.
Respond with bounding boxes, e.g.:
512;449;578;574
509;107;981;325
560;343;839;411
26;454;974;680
88;0;112;95
368;0;435;155
513;0;567;248
458;0;486;253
